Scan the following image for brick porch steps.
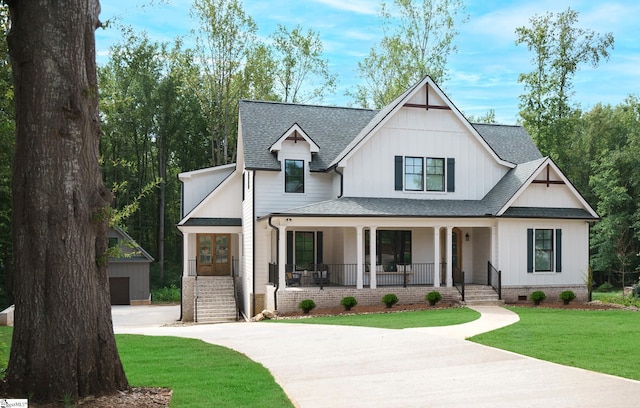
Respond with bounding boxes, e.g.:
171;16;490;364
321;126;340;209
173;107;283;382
195;276;237;323
463;284;504;306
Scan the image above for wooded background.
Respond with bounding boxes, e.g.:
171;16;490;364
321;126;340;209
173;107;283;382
1;1;638;308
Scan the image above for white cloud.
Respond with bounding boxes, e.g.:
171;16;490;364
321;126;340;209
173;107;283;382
311;0;379;15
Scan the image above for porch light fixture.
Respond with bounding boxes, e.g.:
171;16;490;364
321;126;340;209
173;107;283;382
465;233;470;242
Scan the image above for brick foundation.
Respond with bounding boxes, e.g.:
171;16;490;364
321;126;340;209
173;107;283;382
501;285;588;303
181;276;195;322
270;286;461;314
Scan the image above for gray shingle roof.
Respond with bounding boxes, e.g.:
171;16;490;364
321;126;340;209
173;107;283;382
240;100;377;171
472;123;542;164
482;158;547;214
502;207;597;219
267;197;491;218
182;218;242;227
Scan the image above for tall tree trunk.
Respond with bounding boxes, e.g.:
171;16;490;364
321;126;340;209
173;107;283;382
157;140;166;284
5;0;129;402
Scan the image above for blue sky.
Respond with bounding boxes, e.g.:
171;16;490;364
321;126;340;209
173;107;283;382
96;0;640;124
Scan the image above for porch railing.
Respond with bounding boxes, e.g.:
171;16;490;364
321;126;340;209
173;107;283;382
275;263;442;288
488;261;502;300
453;266;465;301
269;262;278;286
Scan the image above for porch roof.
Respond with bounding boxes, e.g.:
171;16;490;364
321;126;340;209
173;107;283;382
181;217;242;226
266;196;492;218
263;196;597;221
501;207;597;220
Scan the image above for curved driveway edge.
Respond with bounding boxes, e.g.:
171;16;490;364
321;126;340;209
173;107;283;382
114;306;640;408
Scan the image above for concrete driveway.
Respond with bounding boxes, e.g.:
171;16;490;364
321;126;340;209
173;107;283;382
113;306;640;408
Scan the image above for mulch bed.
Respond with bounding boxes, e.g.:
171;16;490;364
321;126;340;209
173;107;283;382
276;299;636;319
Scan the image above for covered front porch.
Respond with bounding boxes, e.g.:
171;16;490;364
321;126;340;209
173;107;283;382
264;216;498;291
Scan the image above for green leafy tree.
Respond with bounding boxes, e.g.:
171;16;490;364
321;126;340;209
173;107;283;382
190;0;257;165
352;0;468;108
516;7;614;163
588;97;640;285
99;28;209;286
466;109;497;124
270;24;337;103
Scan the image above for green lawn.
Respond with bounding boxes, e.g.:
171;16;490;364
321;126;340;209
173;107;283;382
116;335;292;407
470;307;640;380
0;329;292;408
271;307;480;329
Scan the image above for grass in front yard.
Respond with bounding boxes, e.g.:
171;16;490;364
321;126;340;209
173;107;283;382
0;329;292;408
116;335;292;407
470;307;640;380
272;307;480;329
0;326;11;370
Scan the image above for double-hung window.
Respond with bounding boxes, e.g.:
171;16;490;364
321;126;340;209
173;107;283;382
527;228;562;273
284;159;304;193
426;158;445;191
395;155;454;192
404;157;423;191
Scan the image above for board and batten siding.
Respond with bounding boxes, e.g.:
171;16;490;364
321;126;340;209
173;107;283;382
512;183;583;208
341;106;508;199
180;164;235;217
254;137;337;218
108;262;150;302
189;170;243;219
497;219;589;287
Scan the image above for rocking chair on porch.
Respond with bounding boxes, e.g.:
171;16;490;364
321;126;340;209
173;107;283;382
286;271;302;286
312;265;330;285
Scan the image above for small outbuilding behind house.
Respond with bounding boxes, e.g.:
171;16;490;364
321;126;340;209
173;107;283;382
108;226;153;305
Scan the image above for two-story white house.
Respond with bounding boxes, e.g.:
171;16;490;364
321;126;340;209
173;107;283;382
177;76;598;321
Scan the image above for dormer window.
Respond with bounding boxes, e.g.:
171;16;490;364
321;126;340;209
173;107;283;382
285;159;304;193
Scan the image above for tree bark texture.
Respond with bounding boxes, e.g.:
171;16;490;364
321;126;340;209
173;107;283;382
5;0;129;401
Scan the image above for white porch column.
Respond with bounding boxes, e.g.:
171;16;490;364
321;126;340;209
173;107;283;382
182;231;190;277
237;232;243;277
278;226;287;287
433;227;441;287
369;226;377;289
446;226;453;287
491;225;498;269
356;226;364;289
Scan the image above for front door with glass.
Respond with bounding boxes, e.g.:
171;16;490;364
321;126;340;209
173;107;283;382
197;233;231;276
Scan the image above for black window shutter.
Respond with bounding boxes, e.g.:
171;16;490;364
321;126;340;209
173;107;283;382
286;231;293;268
527;228;533;273
555;229;562;272
447;158;455;192
317;231;323;264
395;156;403;191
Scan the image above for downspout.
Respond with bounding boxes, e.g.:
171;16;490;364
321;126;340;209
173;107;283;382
334;166;344;198
252;170;256;316
268;216;279;311
178;173;185;321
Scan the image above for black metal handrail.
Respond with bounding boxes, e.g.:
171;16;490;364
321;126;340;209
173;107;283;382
488;261;502;300
453;266;465;301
